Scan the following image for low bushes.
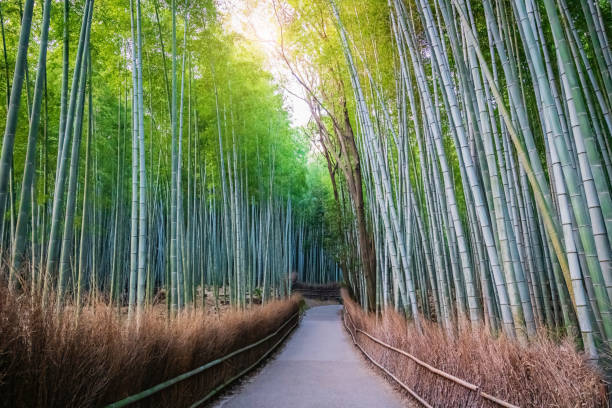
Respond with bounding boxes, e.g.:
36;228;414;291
342;289;607;407
0;287;301;407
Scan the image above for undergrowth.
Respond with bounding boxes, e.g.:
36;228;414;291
342;289;608;407
0;286;301;407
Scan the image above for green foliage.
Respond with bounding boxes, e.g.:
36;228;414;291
0;0;325;217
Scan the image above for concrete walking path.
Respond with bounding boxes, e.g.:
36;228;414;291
214;305;406;408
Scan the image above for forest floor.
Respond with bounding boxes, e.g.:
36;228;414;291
102;288;262;320
212;305;409;408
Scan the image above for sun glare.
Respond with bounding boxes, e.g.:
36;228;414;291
219;0;312;128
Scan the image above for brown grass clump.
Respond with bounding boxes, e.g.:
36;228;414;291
342;289;608;407
0;287;301;408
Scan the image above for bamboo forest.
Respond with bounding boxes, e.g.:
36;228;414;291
0;0;611;406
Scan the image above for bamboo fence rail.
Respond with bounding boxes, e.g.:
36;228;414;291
106;311;300;407
343;308;519;408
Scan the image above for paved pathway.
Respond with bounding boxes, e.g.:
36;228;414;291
214;305;406;408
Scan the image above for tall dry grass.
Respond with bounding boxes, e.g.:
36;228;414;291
342;289;608;407
0;286;301;408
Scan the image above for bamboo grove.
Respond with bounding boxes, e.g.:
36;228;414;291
280;0;612;362
0;0;340;321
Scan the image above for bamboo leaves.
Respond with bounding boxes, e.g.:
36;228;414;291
282;0;612;362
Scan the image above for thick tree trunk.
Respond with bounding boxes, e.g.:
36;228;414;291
309;95;376;310
340;108;376;311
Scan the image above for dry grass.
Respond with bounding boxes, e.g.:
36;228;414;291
342;289;608;407
0;286;302;408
